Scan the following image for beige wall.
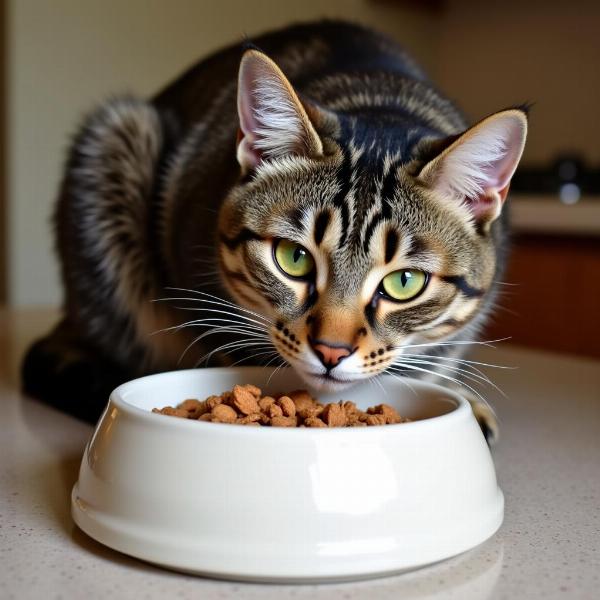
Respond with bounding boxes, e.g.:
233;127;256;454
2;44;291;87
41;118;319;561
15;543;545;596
435;0;600;164
7;0;438;306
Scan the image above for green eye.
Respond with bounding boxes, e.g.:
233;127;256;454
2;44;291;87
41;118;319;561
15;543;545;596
273;239;315;279
381;269;428;302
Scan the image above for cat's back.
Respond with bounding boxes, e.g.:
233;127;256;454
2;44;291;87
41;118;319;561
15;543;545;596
153;20;429;127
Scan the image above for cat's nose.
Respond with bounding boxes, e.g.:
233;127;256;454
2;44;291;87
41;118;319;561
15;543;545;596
309;338;353;369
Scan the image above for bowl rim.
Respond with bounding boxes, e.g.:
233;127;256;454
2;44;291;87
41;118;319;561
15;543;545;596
108;366;472;437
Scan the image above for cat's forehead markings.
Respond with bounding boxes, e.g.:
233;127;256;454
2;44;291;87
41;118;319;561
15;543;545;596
316;209;343;255
384;230;399;264
359;229;413;304
313;210;331;246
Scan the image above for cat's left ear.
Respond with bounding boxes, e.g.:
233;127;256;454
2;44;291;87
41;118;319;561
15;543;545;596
418;109;528;230
236;49;323;173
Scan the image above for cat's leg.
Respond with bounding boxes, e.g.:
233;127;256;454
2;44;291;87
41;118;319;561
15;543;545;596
464;392;499;445
22;318;130;424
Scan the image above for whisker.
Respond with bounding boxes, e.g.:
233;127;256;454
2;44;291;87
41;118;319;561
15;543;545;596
380;369;418;399
153;301;271;330
228;348;279;369
267;359;288;386
394;337;510;353
400;353;509;393
400;353;512;397
154;316;267;336
163;287;273;324
262;353;283;369
399;352;514;371
397;356;506;398
368;373;389;399
195;339;274;368
178;327;267;366
388;362;494;414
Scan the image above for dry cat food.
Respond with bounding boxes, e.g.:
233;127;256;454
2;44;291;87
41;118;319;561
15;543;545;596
152;385;409;428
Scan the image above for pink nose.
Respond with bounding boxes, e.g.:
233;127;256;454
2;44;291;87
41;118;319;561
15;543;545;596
310;339;353;369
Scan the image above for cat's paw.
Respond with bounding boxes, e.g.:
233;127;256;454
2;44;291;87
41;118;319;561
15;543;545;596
466;396;499;446
22;321;129;423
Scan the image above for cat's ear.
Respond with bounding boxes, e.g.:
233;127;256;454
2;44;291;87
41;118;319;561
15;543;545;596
418;109;528;229
236;49;323;173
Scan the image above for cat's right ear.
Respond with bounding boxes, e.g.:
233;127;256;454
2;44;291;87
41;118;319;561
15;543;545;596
236;49;323;173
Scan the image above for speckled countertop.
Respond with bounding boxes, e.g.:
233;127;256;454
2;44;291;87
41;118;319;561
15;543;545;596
1;309;599;599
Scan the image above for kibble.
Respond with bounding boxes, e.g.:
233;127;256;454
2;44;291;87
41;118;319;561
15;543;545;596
152;384;410;428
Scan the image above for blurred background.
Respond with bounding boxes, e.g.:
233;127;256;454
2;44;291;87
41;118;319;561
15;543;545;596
0;0;598;358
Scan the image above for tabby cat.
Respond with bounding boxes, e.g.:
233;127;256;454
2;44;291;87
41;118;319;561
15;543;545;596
23;21;527;439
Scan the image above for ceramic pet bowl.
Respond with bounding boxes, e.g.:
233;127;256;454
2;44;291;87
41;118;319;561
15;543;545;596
71;367;503;582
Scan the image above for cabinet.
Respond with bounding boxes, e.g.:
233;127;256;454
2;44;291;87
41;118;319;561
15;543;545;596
484;233;600;359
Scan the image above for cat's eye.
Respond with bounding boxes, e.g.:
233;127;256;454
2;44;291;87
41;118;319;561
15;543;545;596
380;269;428;302
273;239;315;279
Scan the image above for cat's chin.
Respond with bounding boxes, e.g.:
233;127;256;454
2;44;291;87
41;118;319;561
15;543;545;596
297;370;360;393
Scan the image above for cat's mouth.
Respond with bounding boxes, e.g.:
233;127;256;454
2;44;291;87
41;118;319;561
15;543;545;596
302;370;359;391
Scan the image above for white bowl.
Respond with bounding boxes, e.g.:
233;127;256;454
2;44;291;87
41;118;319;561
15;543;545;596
71;367;503;582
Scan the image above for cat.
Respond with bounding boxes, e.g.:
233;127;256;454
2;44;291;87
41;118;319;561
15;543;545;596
22;20;527;440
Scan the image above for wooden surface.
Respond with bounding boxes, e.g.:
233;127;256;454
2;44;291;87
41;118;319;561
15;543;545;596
484;234;600;359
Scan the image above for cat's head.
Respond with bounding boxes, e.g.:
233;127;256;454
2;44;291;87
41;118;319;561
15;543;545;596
218;49;527;390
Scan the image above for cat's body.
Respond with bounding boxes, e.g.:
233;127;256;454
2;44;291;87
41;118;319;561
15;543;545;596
23;21;525;435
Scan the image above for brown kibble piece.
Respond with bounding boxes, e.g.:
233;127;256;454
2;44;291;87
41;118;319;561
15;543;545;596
211;404;238;423
258;412;271;425
199;412;213;421
288;390;315;412
341;401;362;424
205;395;223;410
243;384;262;398
304;416;327;428
219;391;234;406
258;396;276;412
341;401;359;416
178;399;201;411
271;415;298;427
238;413;261;424
321;403;347;427
152;406;189;418
367;403;403;424
380;404;403;424
268;403;283;418
278;396;296;417
298;405;323;420
345;412;361;425
178;398;207;418
366;413;387;426
232;385;261;415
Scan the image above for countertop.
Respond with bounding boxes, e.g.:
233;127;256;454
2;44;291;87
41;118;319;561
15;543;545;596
1;308;599;600
510;194;600;236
